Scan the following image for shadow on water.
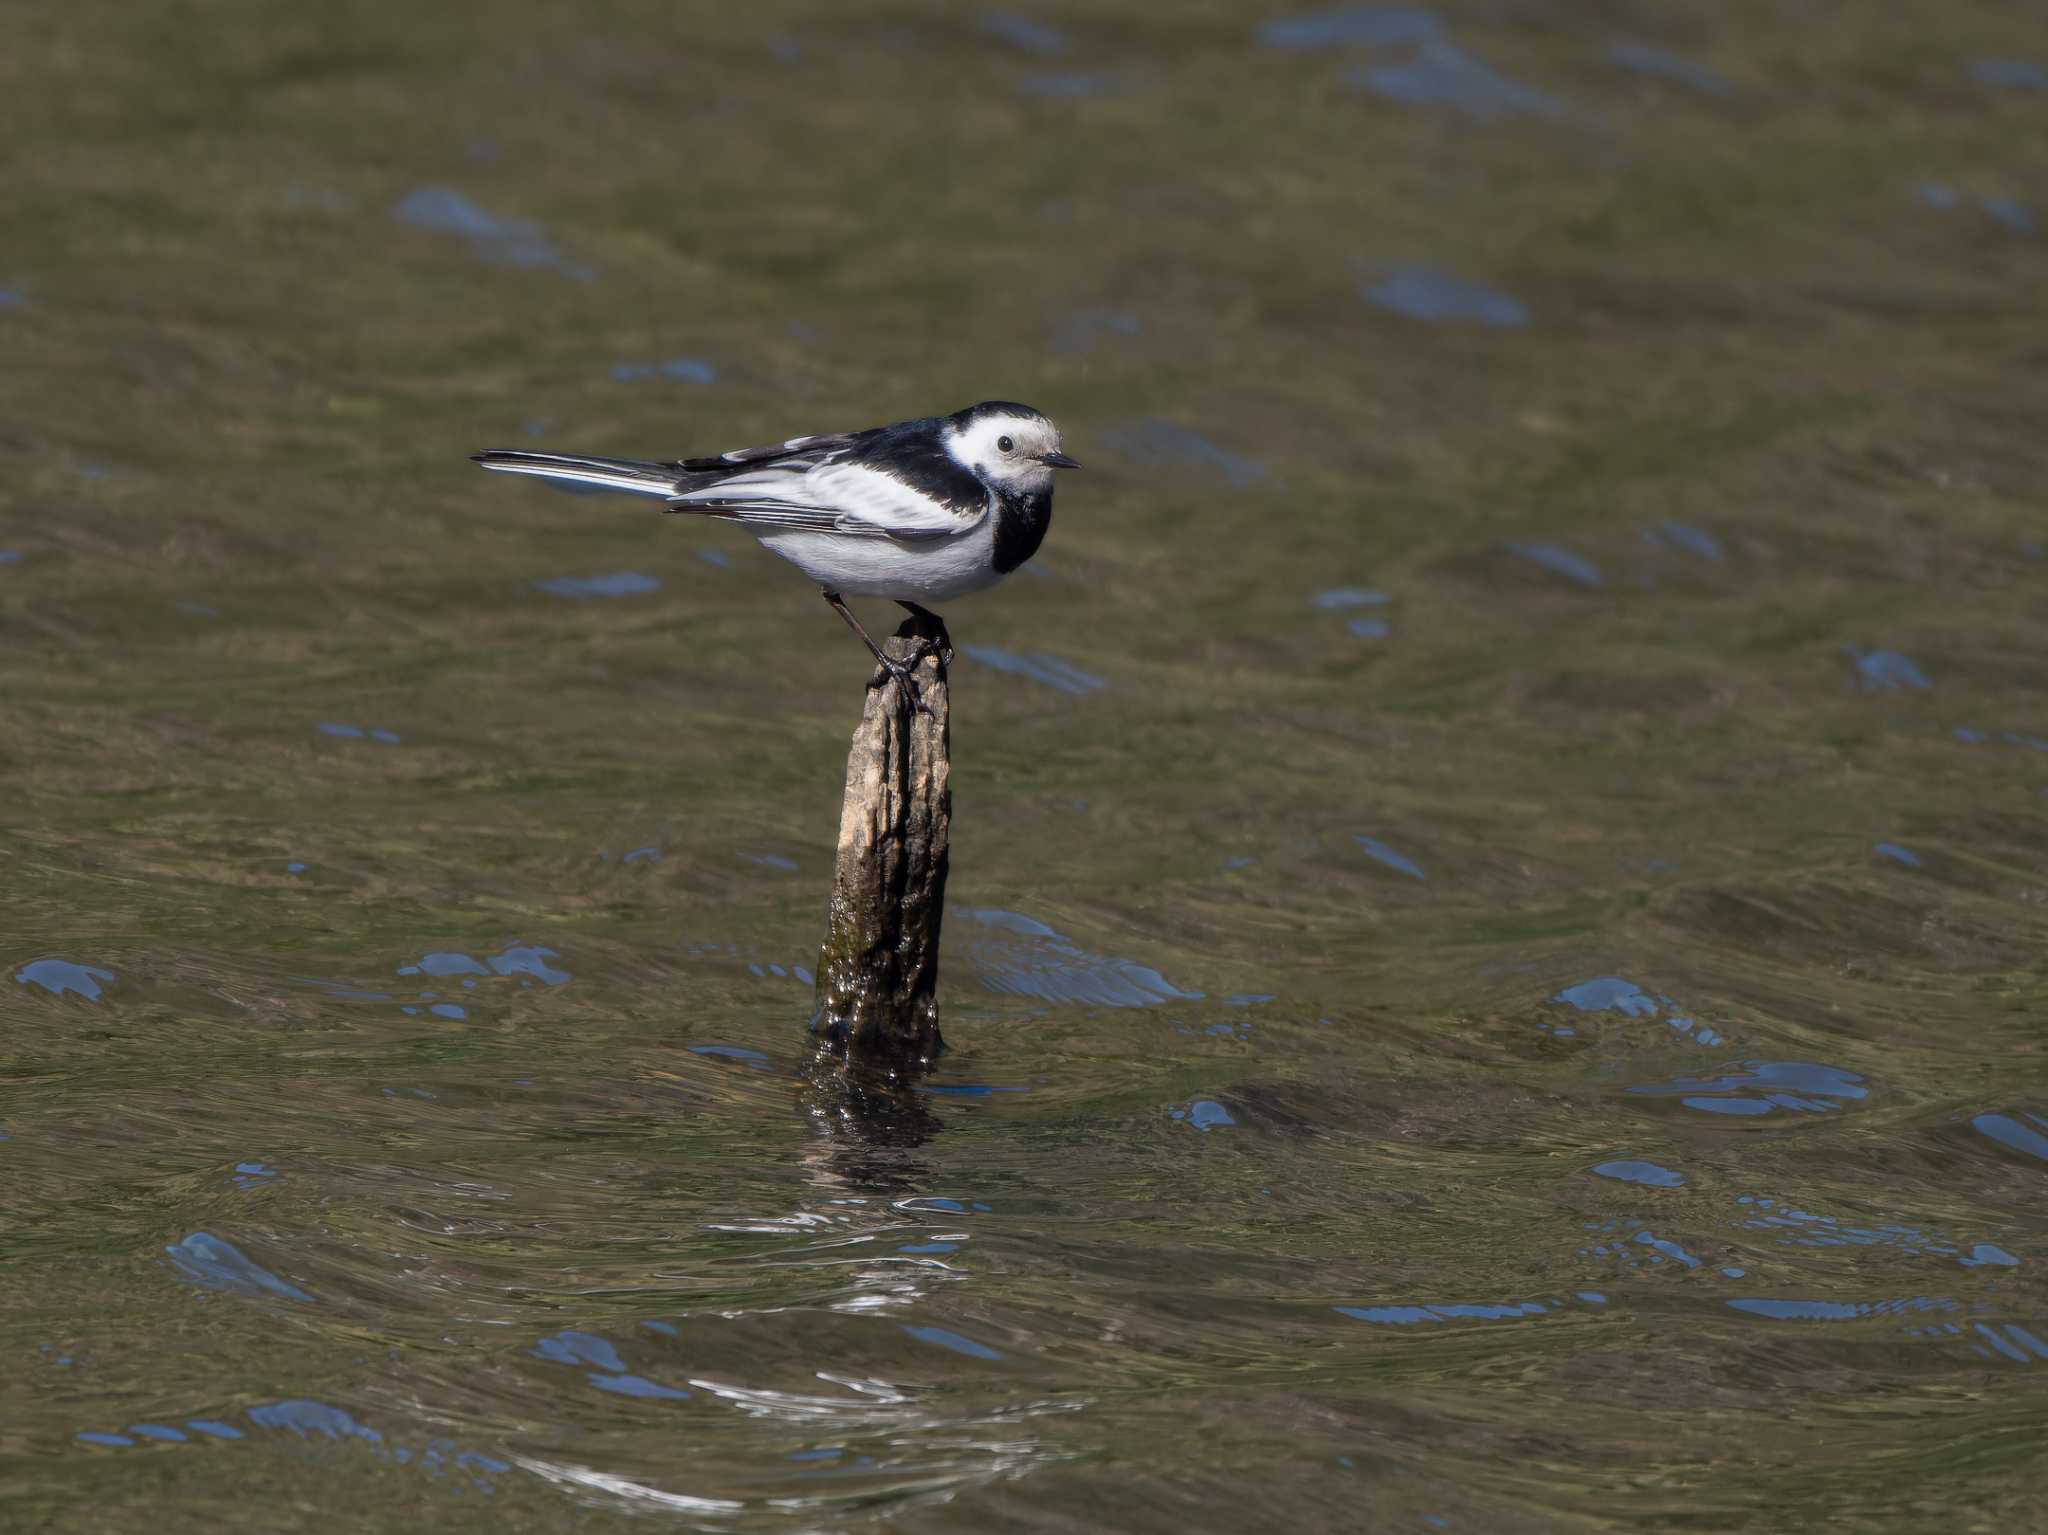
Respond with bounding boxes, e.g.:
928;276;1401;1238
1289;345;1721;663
800;1059;944;1197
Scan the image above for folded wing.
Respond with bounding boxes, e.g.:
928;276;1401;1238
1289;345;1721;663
669;460;987;541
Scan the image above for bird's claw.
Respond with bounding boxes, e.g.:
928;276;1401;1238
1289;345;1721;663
878;656;937;718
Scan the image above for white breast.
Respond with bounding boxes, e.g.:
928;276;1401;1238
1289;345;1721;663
752;519;1006;602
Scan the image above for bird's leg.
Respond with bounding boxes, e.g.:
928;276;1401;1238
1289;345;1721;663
824;591;934;717
895;601;953;666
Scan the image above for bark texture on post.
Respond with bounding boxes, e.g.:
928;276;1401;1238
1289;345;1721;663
813;610;950;1071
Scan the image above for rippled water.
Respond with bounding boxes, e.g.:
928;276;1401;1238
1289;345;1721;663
6;2;2048;1529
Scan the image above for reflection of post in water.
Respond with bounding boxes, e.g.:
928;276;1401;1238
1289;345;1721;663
811;607;950;1073
800;1057;942;1195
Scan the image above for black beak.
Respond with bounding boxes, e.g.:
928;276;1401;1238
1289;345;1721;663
1041;450;1081;470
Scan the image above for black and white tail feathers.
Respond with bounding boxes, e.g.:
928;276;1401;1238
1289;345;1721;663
473;430;860;501
471;450;692;498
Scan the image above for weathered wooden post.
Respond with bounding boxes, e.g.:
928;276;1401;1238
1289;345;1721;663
811;609;951;1072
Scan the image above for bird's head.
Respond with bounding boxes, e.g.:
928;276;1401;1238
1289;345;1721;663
946;401;1079;494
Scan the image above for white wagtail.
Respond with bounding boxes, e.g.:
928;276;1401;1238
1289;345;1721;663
475;401;1078;711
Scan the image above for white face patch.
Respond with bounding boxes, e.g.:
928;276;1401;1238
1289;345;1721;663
946;413;1064;492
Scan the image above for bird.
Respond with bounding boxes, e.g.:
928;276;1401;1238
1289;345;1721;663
473;401;1078;713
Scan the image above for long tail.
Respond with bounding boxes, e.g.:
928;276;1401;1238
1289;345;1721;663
472;449;682;498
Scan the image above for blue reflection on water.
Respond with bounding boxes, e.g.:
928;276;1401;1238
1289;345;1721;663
1629;1060;1867;1117
1258;7;1441;50
1352;41;1565;120
610;358;717;384
398;952;487;978
318;722;401;744
1553;978;1658;1017
1592;1160;1685;1188
389;186;591;280
1355;836;1426;880
534;571;661;599
589;1373;690;1400
1987;1324;2048;1361
1607;39;1732;96
1644;520;1726;563
1968;58;2048;92
15;959;116;1001
1873;842;1921;868
1914;183;2035;234
690;1044;773;1069
1729;1296;1956;1322
1635;1230;1701;1267
1961;1244;2020;1268
902;1323;1003;1360
1337;1299;1548;1325
1098;419;1266;487
1364;267;1527;326
492;945;570;983
1974;1324;2040;1362
1847;648;1930;692
394;946;569;990
248;1400;378;1440
1170;1099;1237;1131
1508;543;1603;588
979;10;1068;54
961;645;1106;694
533;1330;627;1371
921;1082;1027;1096
1551;979;1725;1045
165;1233;313;1302
967;908;1202;1007
1313;587;1390;610
79;1400;509;1492
1974;1112;2048;1162
1980;197;2037;235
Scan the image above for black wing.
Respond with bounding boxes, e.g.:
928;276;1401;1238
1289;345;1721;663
676;431;864;473
664;415;988;540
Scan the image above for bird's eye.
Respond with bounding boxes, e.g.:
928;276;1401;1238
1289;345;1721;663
997;434;1014;453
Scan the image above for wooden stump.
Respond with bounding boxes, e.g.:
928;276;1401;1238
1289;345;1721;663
812;609;951;1071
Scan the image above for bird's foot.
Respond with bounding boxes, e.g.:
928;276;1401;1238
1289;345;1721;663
897;603;954;667
876;654;937;718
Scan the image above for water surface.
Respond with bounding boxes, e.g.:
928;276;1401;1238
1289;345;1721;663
4;2;2046;1531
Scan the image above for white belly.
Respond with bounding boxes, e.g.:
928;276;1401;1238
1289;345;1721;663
752;520;1006;602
